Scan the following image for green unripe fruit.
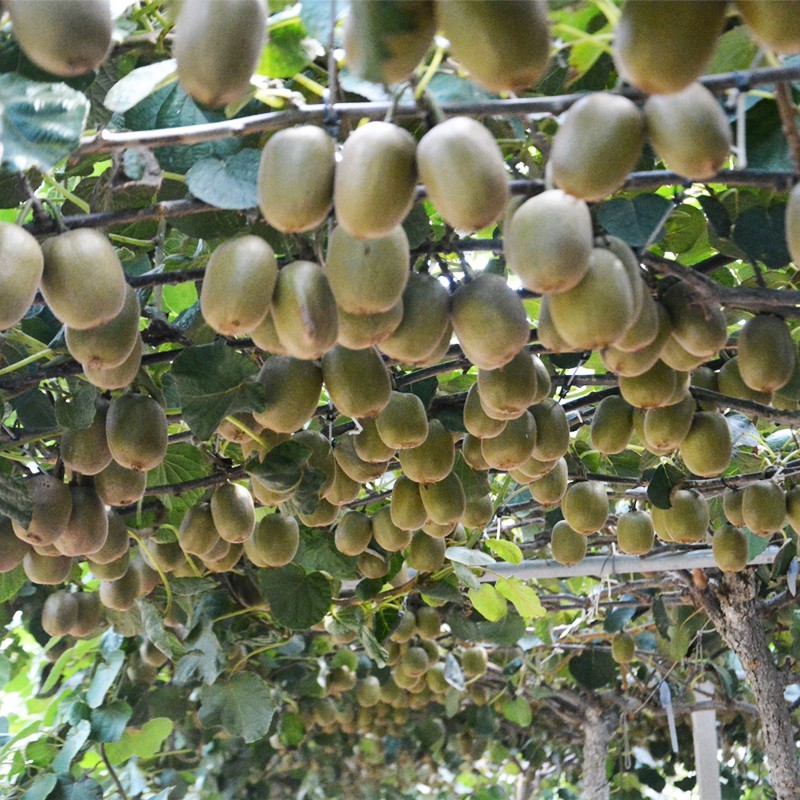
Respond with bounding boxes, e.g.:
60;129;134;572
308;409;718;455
200;236;277;336
41;591;79;638
664;489;709;544
561;481;609;534
254;356;323;434
398;419;455;484
98;568;141;612
336;303;404;350
358;548;389;580
106;394;168;472
0;517;29;573
417;117;509;232
611;631;636;664
390;476;428;531
419;471;466;527
55;486;108;558
461;646;488;678
679;411;732;478
406;531;446;572
257;126;335;233
590;396;634;455
661;282;728;358
723;488;746;528
335;121;417;240
41;229;126;330
174;0;266;108
211;483;255;544
245;514;300;568
14;473;73;547
550;93;645;201
322;345;392;420
528;458;569;506
60;402;112;477
334;434;390;484
477;350;540;421
643;393;695;453
741;480;786;537
712;525;749;573
550;520;587;565
737;314;797;394
355;675;382;708
178;503;220;557
616;511;655;556
335;511;373;557
23;551;73;585
375;391;429;451
0;222;44;331
82;339;143;391
736;0;800;54
529;399;570;462
481;411;537;471
94;460;147;507
463;384;507;439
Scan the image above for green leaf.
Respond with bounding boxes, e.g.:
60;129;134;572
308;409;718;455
49;777;102;800
698;195;731;238
445;547;496;567
484;539;522;565
89;701;131;743
647;463;686;510
173;622;226;686
0;564;28;602
746;529;771;561
86;651;124;709
185;149;260;210
468;584;508;622
52;720;91;774
54;381;98;431
502;696;533;727
104;718;173;766
259;20;316;78
597;194;673;246
11;389;57;431
257;564;333;630
447;609;526;646
23;774;57;800
138;601;185;660
147;443;211;511
300;0;346;43
359;625;389;667
0;75;89;171
604;605;637;633
293;526;358;580
453;453;491;501
495;577;545;622
171;340;266;440
279;711;306;747
732;205;790;269
568;647;618;689
245;440;311;492
104;59;178;113
199;672;276;743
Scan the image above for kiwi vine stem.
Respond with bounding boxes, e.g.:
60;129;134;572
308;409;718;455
74;64;800;155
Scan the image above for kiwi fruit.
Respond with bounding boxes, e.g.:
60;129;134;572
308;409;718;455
173;0;266;108
293;429;336;495
528;458;568;506
23;550;73;585
70;592;103;638
398;419;455;484
550;520;587;565
322;345;392;420
379;272;450;365
99;567;142;612
788;183;800;267
644;83;731;180
372;506;412;552
336;303;405;350
178;502;220;557
664;489;709;543
250;312;287;355
343;0;435;85
0;516;29;572
335;121;417;240
602;304;672;377
736;1;800;53
0;222;44;330
619;360;682;409
611;632;636;665
270;261;338;360
106;393;168;472
591;396;634;455
335;511;373;557
211;482;255;543
358;549;390;580
253;356;323;434
334;433;390;483
390;475;429;531
737;314;796;394
614;292;661;354
529;399;569;462
450;273;529;370
257;126;336;233
140;640;168;669
651;505;673;542
661;282;728;358
41;591;79;638
66;285;141;370
506;189;592;294
419;471;466;527
144;541;185;574
463;383;507;438
417;117;509;232
481;411;537;470
8;0;112;76
89;551;130;581
245;514;300;568
561;481;609;534
436;0;549;92
477;350;540;421
94;460;148;507
659;335;709;373
679;411;732;477
200;236;278;336
83;338;143;390
407;531;446;572
326;224;410;315
353;418;396;464
251;474;296;507
41;229;126;330
616;510;654;555
643;393;695;453
786;485;800;533
741;480;786;536
723;488;746;528
536;296;572;353
298;498;340;528
461;432;490;471
323;461;362;506
717;356;773;405
61;402;112;477
374;391;429;451
204;541;244;574
549;93;645;201
712;524;749;573
14;473;73;547
549;248;636;349
55;486;108;557
613;0;727;94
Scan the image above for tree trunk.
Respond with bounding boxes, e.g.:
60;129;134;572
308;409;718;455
582;703;617;800
689;571;800;800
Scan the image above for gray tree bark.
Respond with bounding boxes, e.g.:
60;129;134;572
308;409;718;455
689;571;800;800
582;703;618;800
